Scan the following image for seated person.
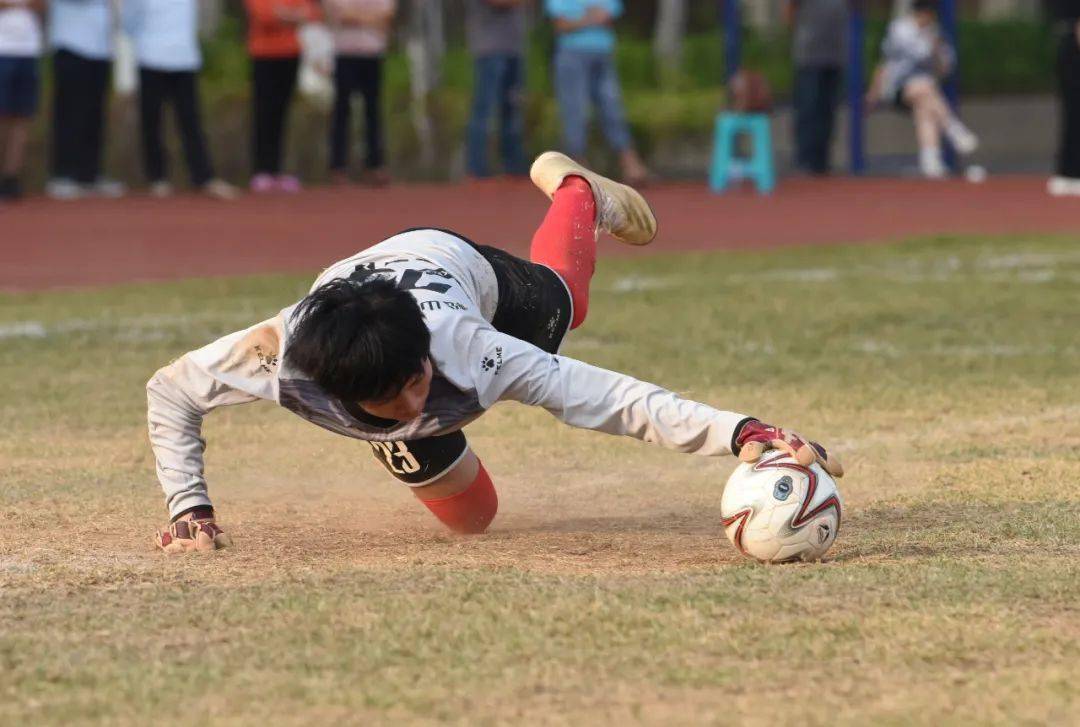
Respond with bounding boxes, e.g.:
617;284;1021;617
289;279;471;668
866;0;977;178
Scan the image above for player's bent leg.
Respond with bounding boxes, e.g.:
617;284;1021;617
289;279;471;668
529;175;597;329
412;450;498;534
530;150;657;246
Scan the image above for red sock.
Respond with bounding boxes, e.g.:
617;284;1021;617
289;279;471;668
529;176;596;329
418;463;498;534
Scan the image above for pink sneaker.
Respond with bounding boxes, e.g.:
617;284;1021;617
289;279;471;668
250;173;276;193
277;174;302;193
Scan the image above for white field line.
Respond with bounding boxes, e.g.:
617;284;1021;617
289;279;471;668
608;274;685;293
0;311;264;341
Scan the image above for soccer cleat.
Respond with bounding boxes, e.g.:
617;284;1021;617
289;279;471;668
530;151;657;245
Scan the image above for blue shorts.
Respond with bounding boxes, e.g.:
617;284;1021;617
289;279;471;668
0;56;40;117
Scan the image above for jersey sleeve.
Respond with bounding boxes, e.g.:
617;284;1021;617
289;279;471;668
466;326;751;457
146;317;283;519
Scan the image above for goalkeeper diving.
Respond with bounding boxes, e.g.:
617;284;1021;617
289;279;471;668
147;152;844;552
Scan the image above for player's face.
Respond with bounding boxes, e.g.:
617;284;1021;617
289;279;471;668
913;9;935;27
359;357;433;422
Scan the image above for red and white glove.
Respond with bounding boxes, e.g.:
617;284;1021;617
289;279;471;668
155;507;231;554
733;419;844;477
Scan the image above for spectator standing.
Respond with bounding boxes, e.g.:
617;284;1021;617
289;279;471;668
0;0;41;201
123;0;237;199
1048;0;1080;196
786;0;847;176
464;0;528;179
244;0;320;193
545;0;647;184
866;0;977;179
324;0;395;186
47;0;125;199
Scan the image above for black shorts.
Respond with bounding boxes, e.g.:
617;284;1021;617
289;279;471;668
370;230;573;485
0;56;39;117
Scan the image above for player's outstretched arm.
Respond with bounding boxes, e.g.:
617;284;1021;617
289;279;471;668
146;318;283;552
467;329;842;474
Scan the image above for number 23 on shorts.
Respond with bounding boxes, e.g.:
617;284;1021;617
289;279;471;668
369;441;421;475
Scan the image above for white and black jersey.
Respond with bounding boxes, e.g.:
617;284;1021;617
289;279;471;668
147;229;750;519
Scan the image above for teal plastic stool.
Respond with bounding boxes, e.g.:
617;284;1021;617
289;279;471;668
709;113;775;194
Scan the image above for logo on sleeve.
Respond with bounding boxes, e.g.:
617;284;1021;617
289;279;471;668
253;344;279;374
480;346;503;375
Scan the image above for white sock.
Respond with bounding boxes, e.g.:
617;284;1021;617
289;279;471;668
920;147;946;178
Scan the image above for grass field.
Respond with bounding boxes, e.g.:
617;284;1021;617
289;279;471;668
2;234;1079;725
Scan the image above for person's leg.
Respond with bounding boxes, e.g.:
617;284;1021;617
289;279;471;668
903;77;945;176
498;54;527;175
50;50;77;180
1;57;38;185
368;431;497;535
590;52;647;182
138;67;168;184
251;59;270;175
270;58;300;177
529;174;597;329
792;65;817;172
466;55;500;177
78;57;111;184
358;55;385;171
591;51;632;153
411;450;497;535
329;54;356;174
553;49;590;159
1057;31;1080;179
819;66;842;174
172;70;215;186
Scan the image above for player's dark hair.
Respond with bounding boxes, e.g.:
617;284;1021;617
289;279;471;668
285;278;430;402
912;0;938;12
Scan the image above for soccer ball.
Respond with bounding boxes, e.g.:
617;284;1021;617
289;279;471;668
720;450;843;563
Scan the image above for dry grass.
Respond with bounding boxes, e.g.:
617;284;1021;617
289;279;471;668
1;235;1079;725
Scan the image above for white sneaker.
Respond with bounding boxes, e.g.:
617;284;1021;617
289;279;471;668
945;121;979;156
91;177;126;198
203;178;239;200
149;181;174;198
45;177;85;200
1047;176;1080;196
529;151;657;245
919;148;947;179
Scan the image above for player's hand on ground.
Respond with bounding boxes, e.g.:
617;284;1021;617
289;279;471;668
155;508;231;554
734;419;844;477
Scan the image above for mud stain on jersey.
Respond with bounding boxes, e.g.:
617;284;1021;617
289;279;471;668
222;321;281;377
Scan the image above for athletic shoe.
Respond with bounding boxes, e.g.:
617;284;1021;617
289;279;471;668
250;173;276;193
45;177;85;200
149;180;174;198
277;174;302;193
91;177;126;198
945;120;979;156
529;150;657;245
1047;176;1080;197
203;178;239;200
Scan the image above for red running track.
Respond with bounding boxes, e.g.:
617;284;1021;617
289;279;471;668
2;175;1077;291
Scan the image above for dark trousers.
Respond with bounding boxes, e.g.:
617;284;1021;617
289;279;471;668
793;65;841;175
251;57;299;175
1057;32;1080;178
466;54;526;177
329;55;384;171
50;49;110;183
138;68;214;186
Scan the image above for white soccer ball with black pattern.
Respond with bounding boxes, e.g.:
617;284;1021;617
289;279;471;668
720;450;843;563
